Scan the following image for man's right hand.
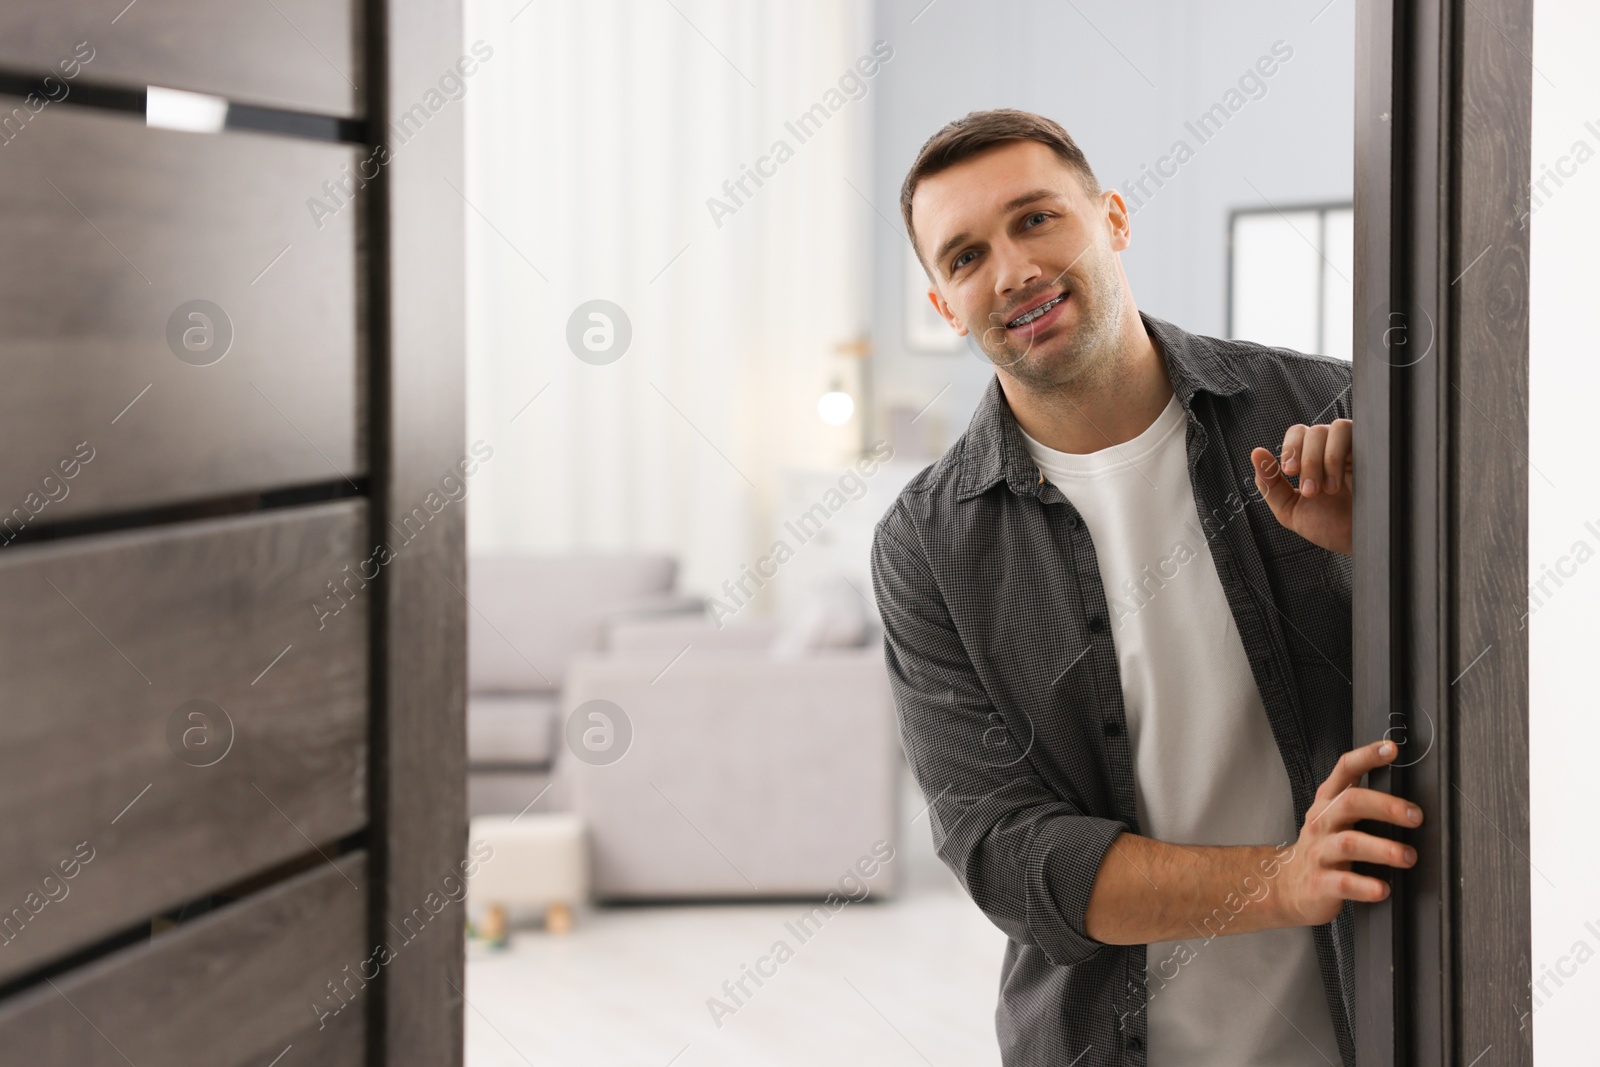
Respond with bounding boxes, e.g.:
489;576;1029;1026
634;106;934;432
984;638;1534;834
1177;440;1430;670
1276;739;1423;927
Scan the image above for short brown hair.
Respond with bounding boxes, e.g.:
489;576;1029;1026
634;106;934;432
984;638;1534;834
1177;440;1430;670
899;109;1102;263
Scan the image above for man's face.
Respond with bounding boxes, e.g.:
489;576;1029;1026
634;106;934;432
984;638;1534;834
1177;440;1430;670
911;140;1131;389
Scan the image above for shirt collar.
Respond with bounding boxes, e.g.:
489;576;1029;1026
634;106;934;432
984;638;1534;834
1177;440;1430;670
954;311;1249;501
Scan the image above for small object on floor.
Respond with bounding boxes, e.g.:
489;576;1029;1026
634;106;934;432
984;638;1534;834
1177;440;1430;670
467;812;588;936
479;903;510;948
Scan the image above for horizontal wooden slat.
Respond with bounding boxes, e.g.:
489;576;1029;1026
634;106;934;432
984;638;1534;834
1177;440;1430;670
0;105;361;527
0;501;369;982
0;1;359;117
0;854;367;1066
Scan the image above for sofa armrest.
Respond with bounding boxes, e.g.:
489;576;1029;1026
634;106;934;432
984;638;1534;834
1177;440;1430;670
560;649;900;899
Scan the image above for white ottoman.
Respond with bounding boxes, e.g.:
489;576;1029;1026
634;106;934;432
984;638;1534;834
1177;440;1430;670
467;813;588;934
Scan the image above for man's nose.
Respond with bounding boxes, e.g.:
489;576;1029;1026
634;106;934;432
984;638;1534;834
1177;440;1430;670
991;241;1043;302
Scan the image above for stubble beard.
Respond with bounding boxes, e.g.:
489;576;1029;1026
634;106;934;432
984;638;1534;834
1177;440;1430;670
987;248;1127;398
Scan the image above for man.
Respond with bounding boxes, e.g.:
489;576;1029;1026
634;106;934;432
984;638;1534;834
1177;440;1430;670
869;109;1423;1067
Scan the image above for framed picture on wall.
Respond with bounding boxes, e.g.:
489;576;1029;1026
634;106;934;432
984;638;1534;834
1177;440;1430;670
904;244;963;352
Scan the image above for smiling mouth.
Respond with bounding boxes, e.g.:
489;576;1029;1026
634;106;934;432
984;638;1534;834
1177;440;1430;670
1006;291;1068;329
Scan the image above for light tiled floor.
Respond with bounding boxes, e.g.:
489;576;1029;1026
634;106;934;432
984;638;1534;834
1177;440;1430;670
463;766;1008;1067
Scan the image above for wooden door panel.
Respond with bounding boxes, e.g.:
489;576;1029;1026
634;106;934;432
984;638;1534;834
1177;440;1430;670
0;0;360;116
0;854;368;1066
0;501;369;982
0;106;362;527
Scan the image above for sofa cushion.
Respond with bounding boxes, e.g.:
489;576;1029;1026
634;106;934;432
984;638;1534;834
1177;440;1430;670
467;553;681;692
467;768;567;819
770;575;871;659
467;693;559;766
604;613;780;654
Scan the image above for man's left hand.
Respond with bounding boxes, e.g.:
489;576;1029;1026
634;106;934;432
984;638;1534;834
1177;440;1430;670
1251;418;1353;557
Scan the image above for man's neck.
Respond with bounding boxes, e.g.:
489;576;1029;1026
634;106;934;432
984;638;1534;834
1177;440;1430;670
997;310;1175;455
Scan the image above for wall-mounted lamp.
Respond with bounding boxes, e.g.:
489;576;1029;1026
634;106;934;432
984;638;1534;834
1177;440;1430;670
817;380;855;426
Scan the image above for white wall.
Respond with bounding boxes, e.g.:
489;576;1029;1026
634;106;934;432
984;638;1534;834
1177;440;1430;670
1528;0;1600;1057
868;0;1355;457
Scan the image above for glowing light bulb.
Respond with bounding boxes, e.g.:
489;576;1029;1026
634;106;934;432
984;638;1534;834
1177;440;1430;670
817;390;854;425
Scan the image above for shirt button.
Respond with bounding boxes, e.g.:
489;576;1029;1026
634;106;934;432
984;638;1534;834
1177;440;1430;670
1103;719;1122;736
1087;615;1107;633
1067;513;1082;530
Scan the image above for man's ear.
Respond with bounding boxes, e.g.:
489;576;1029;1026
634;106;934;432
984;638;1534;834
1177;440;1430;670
927;286;969;337
1103;189;1132;252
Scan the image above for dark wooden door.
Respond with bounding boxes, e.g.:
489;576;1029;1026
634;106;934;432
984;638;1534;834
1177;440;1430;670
0;3;466;1064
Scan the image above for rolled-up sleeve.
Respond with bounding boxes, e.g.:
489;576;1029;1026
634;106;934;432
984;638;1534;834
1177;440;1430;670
870;500;1128;968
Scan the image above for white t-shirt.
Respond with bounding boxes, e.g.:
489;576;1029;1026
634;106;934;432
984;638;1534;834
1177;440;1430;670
1020;391;1340;1066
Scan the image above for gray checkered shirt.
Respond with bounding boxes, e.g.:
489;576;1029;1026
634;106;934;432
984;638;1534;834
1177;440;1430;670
870;312;1356;1066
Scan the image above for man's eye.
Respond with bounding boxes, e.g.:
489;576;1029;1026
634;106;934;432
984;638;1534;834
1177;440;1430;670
952;250;977;271
1023;212;1051;228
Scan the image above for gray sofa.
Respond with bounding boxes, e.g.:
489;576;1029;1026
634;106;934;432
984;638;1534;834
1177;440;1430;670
566;610;901;901
467;556;902;902
465;553;699;818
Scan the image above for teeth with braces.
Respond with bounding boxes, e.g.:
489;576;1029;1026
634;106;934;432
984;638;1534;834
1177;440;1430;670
1008;293;1065;328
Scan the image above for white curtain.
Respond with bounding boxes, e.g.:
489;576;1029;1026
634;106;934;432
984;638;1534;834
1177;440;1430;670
462;0;874;599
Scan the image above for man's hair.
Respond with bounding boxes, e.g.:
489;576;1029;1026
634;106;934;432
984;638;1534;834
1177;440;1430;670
899;108;1102;265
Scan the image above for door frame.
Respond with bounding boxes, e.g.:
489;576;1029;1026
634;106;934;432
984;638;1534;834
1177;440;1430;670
366;1;468;1064
1353;0;1533;1063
